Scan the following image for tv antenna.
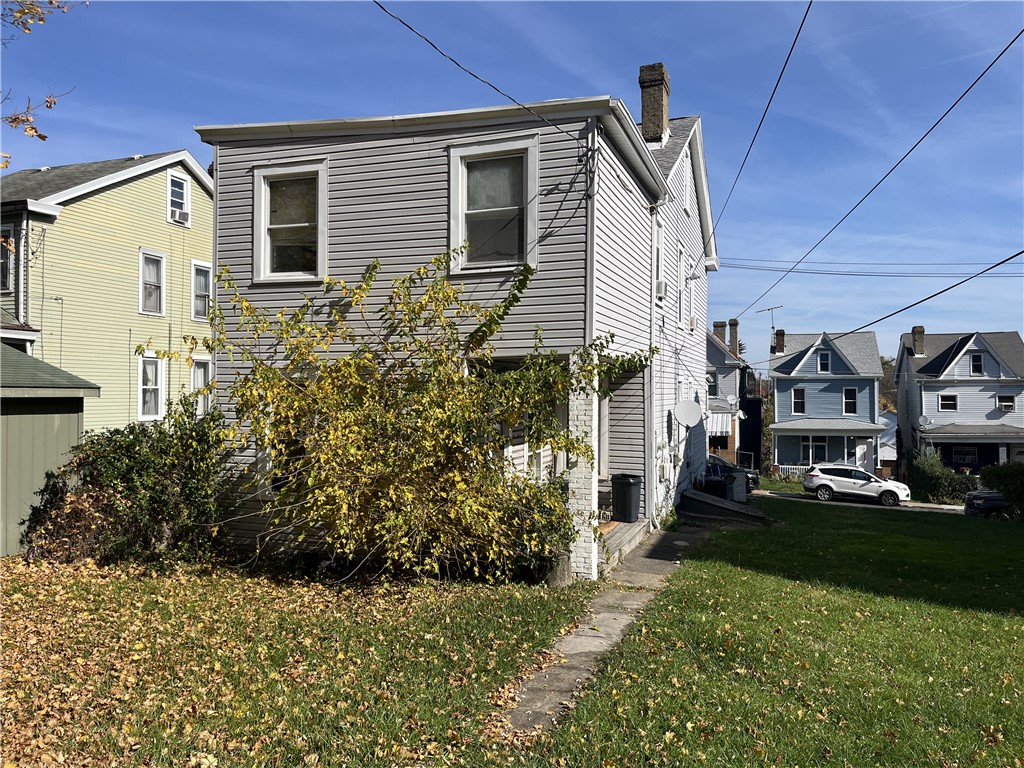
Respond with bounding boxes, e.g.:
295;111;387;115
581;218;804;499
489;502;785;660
756;305;783;331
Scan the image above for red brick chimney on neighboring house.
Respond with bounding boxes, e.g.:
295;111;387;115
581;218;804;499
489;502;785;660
729;318;740;356
713;320;727;341
912;325;925;356
639;63;670;143
774;329;785;355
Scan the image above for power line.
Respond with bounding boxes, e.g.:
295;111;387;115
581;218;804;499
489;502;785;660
372;1;586;153
720;263;1019;278
721;257;1017;267
735;25;1024;319
706;0;813;251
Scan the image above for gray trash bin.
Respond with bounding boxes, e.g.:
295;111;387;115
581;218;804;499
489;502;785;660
611;473;642;523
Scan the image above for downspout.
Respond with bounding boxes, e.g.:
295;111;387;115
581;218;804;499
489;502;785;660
18;211;27;325
584;118;597;348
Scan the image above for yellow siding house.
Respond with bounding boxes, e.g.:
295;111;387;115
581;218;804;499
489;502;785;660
1;151;214;431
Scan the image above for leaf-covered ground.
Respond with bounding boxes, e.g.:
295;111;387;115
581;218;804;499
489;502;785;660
478;501;1023;766
1;560;594;767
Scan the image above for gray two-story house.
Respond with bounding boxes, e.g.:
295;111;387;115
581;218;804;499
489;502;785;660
197;63;719;580
706;319;760;470
895;326;1024;472
768;330;883;473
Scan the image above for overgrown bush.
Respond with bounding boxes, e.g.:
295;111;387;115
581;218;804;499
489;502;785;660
980;463;1024;514
909;449;979;504
22;393;230;563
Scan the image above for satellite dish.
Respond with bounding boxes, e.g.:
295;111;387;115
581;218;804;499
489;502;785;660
918;415;931;426
726;395;738;406
673;400;703;428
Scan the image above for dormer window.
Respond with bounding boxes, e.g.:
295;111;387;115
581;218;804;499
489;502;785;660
970;353;983;376
818;351;831;373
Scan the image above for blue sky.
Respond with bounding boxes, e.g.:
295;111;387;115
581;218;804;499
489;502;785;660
3;0;1021;369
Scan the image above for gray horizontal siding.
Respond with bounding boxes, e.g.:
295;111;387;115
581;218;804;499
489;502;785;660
950;346;1006;378
607;370;646;518
776;378;877;422
794;347;853;376
922;383;1024;425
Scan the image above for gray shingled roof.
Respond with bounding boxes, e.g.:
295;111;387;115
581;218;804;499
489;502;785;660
769;417;884;433
769;332;882;376
898;331;1024;379
1;344;99;393
920;423;1024;437
646;117;698;178
1;152;177;203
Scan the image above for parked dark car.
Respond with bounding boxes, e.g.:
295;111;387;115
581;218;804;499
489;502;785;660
964;489;1013;519
707;454;759;492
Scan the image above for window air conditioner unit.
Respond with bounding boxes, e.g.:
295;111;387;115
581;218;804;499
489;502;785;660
689;315;698;331
655;279;668;300
170;209;190;225
999;402;1014;412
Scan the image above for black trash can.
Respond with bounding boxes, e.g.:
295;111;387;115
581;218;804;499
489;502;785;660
610;473;642;523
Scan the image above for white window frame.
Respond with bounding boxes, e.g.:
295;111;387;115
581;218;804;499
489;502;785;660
843;387;858;415
166;169;192;227
0;224;13;293
707;371;718;398
191;356;213;415
448;135;539;273
970;353;983;376
137;353;166;421
996;394;1015;412
138;249;166;316
254;159;329;282
818;351;831;373
792;387;806;415
801;435;827;464
191;260;213;322
938;394;958;412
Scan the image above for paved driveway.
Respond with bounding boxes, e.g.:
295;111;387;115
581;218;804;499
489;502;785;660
752;489;964;515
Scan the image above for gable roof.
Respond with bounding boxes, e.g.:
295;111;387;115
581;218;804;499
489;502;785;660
707;330;745;367
647;116;698;177
1;150;212;207
898;331;1024;379
0;344;99;397
769;332;881;377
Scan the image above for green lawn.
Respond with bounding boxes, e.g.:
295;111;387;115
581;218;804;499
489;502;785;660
483;500;1023;767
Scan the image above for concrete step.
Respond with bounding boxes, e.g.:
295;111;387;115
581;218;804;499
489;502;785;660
597;518;650;575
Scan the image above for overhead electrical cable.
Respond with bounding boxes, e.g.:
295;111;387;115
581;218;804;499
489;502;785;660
735;25;1024;319
706;0;813;252
720;263;1018;278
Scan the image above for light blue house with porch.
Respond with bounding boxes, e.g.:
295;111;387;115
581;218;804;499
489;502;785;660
768;329;883;473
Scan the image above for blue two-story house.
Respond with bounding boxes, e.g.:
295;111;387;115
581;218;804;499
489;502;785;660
768;330;884;473
895;327;1024;472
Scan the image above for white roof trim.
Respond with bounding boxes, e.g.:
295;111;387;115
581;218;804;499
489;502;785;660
25;200;62;217
37;150;213;205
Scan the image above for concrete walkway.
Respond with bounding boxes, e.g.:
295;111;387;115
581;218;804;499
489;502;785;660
502;526;710;733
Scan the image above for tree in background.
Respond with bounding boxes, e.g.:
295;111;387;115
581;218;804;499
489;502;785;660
880;355;897;412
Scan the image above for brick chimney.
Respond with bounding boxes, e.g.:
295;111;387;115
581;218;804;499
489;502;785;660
774;329;785;355
729;318;740;356
912;325;925;356
639;63;670;143
713;321;727;341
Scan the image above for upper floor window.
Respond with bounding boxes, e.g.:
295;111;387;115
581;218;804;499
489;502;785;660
843;387;858;415
939;394;958;412
970;353;983;375
792;387;806;415
167;170;191;226
818;351;831;373
707;371;718;397
997;395;1015;412
449;136;538;272
0;225;13;292
139;250;165;316
254;160;328;281
192;261;212;321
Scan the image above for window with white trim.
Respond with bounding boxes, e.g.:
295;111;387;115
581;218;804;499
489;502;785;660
0;225;13;293
792;387;806;415
707;371;718;398
254;160;328;281
843;387;858;415
939;394;958;411
449;136;538;271
970;353;983;375
138;354;165;421
192;261;212;321
801;436;827;464
192;357;212;415
997;394;1015;412
167;170;191;226
139;250;165;315
818;351;831;373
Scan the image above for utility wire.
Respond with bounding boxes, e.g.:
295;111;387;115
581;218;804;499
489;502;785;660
372;0;586;152
706;0;813;251
721;263;1019;278
735;25;1024;319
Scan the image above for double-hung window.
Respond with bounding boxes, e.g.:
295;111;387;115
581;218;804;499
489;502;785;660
192;261;212;321
254;160;328;281
939;394;958;412
792;387;806;415
449;136;538;271
167;170;191;226
707;371;718;398
970;353;983;376
138;354;165;421
192;357;212;415
139;250;165;315
843;387;858;415
0;225;13;293
818;351;831;373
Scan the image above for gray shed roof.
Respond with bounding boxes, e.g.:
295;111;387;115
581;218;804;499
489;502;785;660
1;152;177;203
770;332;882;376
898;331;1024;379
646;117;698;178
1;344;99;397
920;422;1024;438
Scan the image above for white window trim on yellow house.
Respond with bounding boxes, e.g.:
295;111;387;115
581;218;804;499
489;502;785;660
167;169;192;228
138;353;166;422
139;248;166;316
191;259;213;322
191;355;213;414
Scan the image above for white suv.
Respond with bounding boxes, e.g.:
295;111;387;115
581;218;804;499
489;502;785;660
803;464;911;507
